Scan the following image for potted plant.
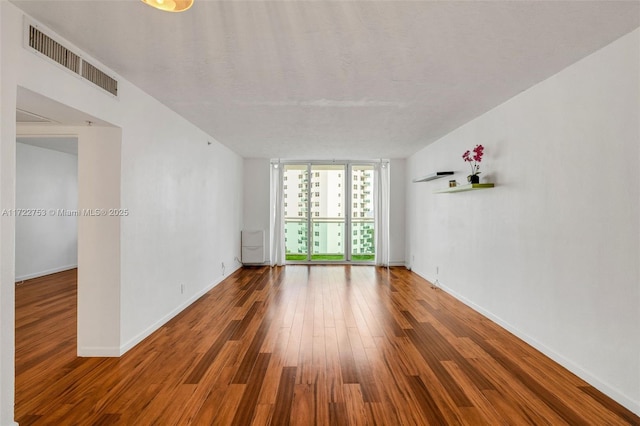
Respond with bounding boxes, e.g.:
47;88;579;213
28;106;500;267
462;144;484;184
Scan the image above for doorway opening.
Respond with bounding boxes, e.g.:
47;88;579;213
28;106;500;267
15;136;78;282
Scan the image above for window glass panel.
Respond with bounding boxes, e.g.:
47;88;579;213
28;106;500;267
351;165;375;262
309;164;345;261
284;164;309;261
283;163;375;263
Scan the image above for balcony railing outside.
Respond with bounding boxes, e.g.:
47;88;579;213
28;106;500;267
284;218;308;260
284;218;374;262
351;219;375;261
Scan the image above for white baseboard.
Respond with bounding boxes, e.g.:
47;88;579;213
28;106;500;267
15;264;77;282
77;346;121;357
412;269;640;416
118;264;242;356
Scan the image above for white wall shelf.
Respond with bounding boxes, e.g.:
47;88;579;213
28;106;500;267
436;183;494;193
412;171;454;183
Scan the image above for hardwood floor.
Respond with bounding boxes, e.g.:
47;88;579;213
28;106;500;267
15;266;639;425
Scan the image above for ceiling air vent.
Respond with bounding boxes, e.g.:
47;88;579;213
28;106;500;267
28;25;80;74
82;60;118;96
25;22;118;97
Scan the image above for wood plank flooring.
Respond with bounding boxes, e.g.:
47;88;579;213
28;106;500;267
15;266;639;425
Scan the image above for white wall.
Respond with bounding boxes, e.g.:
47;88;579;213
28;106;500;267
243;158;271;264
1;4;244;423
118;91;243;353
15;123;123;358
15;142;78;281
77;126;122;355
406;29;639;414
0;2;12;424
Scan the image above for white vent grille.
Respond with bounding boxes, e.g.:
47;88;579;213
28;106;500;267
26;23;118;97
28;25;80;74
82;60;118;96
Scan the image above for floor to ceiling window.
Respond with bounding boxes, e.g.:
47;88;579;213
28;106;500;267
283;163;374;263
351;164;375;261
283;164;310;261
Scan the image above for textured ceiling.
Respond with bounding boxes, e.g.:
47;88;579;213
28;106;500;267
12;1;640;159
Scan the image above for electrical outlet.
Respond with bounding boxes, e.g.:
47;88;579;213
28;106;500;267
180;284;185;294
436;266;439;275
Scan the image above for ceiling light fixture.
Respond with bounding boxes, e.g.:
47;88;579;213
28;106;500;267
141;0;193;12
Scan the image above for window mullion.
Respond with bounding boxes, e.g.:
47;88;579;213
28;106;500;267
345;163;352;262
306;163;312;261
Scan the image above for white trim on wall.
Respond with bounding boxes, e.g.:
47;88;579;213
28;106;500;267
429;276;640;415
15;264;77;283
117;264;241;356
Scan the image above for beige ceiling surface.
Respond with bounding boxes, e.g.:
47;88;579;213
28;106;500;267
12;1;640;159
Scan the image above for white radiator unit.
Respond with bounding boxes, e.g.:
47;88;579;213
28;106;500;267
241;230;265;264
